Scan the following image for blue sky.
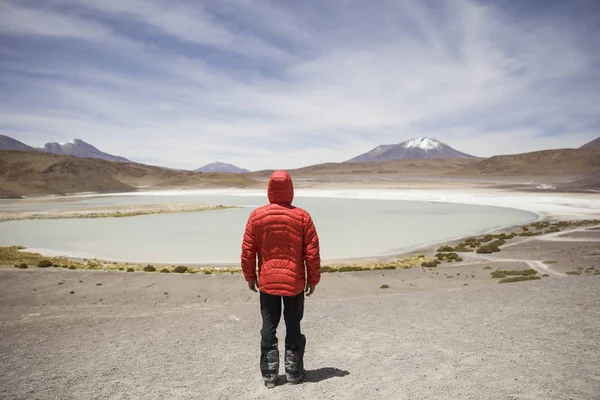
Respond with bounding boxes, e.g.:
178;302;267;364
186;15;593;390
0;0;599;170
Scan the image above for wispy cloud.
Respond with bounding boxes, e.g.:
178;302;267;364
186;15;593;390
0;0;599;170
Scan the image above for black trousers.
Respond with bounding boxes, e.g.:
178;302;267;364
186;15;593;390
259;291;306;382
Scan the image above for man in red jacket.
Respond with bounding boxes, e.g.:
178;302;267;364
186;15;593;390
241;170;321;388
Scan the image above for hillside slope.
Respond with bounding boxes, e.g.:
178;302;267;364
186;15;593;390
580;137;600;149
246;158;479;180
459;148;600;176
0;135;36;152
0;151;258;198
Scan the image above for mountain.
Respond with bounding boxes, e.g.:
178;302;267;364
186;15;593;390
0;151;258;198
0;134;36;152
346;137;477;163
40;139;130;163
196;161;250;174
246;147;600;191
580;137;600;149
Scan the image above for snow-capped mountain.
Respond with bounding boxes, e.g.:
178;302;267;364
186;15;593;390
40;139;130;163
195;161;250;174
0;134;36;152
346;137;477;162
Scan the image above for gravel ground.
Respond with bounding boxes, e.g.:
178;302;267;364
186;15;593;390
1;269;599;400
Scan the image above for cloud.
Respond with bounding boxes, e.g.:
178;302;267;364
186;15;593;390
0;0;599;170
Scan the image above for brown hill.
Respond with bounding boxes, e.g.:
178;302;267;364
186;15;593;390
247;147;600;190
247;158;479;179
0;151;258;198
458;147;600;176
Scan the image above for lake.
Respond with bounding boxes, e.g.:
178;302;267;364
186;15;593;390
0;190;538;264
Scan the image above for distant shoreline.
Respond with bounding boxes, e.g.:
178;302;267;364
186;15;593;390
0;203;237;223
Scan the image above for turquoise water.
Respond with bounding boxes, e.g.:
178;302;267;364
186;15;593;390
0;194;537;264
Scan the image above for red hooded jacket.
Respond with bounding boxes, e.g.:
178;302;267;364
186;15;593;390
241;170;321;296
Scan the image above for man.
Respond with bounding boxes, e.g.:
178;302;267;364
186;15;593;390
241;170;321;388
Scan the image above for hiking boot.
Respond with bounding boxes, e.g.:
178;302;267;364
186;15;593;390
264;381;276;389
287;372;305;385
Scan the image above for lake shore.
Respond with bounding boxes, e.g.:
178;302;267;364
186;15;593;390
0;202;236;222
2;185;599;264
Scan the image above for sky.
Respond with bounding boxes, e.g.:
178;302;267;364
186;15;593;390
0;0;599;171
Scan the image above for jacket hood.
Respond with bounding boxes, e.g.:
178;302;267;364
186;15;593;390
267;170;294;204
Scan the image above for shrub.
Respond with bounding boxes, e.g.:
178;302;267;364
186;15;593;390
421;260;440;268
566;271;581;276
492;239;506;247
435;252;460;261
476;245;499;254
437;245;455;252
522;226;529;231
339;266;364;272
70;291;75;294
172;266;188;274
543;260;557;264
380;284;390;289
18;263;28;269
127;268;135;272
159;268;170;273
480;235;494;243
68;266;76;270
37;259;53;268
542;274;550;277
203;270;212;274
491;269;537;279
118;267;124;271
321;266;338;273
483;266;492;270
62;265;69;268
14;264;19;268
143;265;156;272
499;276;541;284
96;283;102;286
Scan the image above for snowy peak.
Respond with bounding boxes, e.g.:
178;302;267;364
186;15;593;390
195;161;250;174
346;137;477;162
402;137;441;150
40;139;130;163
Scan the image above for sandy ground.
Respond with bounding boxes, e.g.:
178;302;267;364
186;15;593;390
1;185;599;399
1;226;599;400
1;268;599;400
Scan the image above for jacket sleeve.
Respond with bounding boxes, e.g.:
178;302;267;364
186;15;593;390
303;213;321;286
241;211;258;282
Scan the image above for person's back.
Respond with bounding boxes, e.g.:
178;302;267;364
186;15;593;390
241;170;320;388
